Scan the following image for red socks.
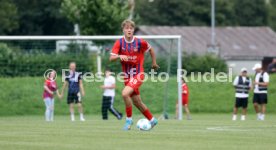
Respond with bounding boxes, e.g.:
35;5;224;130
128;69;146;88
142;109;153;120
126;106;132;118
126;106;153;121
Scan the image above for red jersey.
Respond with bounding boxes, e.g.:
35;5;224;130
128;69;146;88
182;83;189;100
111;37;151;78
43;79;57;99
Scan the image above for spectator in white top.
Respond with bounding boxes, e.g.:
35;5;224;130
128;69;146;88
252;64;269;121
100;68;123;120
232;68;252;121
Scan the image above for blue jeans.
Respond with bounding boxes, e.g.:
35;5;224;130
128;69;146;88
44;97;54;121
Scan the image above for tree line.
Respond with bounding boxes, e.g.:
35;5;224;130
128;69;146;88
0;0;276;35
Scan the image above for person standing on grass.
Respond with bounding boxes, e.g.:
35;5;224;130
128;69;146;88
267;58;276;74
232;68;252;121
61;62;86;121
43;70;61;121
110;19;159;130
252;64;269;121
175;78;191;120
100;68;123;120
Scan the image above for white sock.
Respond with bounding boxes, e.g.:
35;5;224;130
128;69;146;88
241;115;246;120
80;113;84;119
126;117;132;121
71;112;75;120
150;118;155;122
232;114;237;121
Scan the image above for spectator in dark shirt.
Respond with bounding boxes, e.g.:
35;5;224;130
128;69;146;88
61;62;85;121
267;58;276;74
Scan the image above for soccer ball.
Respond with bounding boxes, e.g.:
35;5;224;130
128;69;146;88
136;119;152;131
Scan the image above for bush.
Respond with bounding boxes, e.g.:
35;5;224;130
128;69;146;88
183;54;228;74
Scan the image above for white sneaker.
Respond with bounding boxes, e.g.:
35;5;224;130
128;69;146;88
257;113;261;120
232;115;237;121
80;117;86;122
241;115;246;121
260;114;265;121
71;116;75;121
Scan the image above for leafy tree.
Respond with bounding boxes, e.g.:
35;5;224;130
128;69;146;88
10;0;73;35
233;0;268;26
61;0;129;35
135;0;197;25
0;0;18;34
136;0;196;26
268;0;276;30
135;0;269;27
136;0;235;26
215;0;236;26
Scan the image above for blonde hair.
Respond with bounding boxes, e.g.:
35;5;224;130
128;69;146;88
121;19;135;29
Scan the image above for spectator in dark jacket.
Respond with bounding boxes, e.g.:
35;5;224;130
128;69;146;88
267;58;276;74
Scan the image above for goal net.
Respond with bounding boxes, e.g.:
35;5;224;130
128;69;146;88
0;35;183;120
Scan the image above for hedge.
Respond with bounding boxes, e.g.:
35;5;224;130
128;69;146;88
0;43;96;77
0;42;227;77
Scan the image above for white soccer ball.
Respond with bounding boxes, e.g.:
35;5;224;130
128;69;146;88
136;118;152;131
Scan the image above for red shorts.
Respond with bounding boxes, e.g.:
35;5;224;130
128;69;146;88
124;74;144;97
177;97;189;106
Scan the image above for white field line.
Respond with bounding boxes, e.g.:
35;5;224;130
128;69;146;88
206;126;248;132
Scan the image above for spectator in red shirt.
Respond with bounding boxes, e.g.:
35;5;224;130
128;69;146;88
175;78;191;120
43;71;61;121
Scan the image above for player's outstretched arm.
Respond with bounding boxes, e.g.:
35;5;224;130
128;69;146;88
149;48;159;70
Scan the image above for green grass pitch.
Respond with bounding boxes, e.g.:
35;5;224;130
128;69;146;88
0;114;276;150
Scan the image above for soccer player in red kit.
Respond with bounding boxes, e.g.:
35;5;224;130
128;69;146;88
110;19;159;130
